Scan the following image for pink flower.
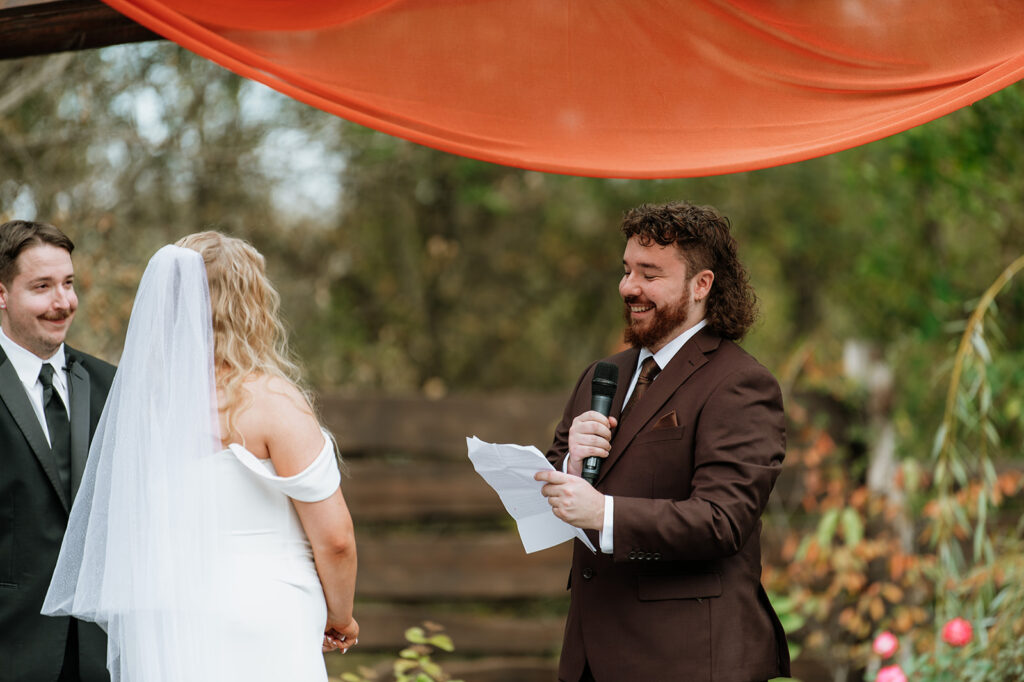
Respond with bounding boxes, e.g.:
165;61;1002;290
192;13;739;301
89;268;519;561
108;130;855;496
941;617;973;647
872;631;899;658
876;664;907;682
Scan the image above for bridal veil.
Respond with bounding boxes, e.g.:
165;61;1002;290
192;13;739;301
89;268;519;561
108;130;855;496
43;245;227;681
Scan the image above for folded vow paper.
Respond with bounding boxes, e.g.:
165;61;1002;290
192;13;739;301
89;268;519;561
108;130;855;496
467;436;596;554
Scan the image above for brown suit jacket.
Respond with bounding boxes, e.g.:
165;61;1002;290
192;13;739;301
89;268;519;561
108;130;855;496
546;328;790;682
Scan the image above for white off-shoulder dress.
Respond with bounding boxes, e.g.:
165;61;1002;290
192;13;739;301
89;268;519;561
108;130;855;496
211;431;341;681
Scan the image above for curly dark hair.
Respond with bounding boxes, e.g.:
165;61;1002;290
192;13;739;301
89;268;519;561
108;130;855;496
621;201;757;340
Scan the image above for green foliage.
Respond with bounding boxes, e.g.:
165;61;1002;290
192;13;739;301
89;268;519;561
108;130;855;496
901;256;1024;681
925;255;1024;581
864;546;1024;681
767;591;806;662
340;623;462;682
765;260;1024;680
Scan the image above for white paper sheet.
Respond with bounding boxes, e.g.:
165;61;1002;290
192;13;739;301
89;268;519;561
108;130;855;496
467;436;597;554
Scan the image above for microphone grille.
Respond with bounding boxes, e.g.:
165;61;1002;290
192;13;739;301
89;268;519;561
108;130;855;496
592;361;618;397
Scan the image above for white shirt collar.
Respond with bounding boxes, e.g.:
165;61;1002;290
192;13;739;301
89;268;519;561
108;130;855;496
637;319;708;371
0;326;67;389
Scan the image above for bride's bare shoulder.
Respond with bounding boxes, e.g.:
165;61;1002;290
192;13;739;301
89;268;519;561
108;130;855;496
241;374;324;472
244;373;313;418
245;373;302;399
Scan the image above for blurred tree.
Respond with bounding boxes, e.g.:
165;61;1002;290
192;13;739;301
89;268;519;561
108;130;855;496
2;43;1021;414
0;45;334;362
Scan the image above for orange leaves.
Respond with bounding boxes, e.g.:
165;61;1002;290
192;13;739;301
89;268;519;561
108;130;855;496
996;470;1022;499
842;570;868;595
764;347;1023;677
780;534;801;562
804;430;837;468
889;553;912;581
849;487;869;509
879;583;904;604
889;606;928;634
869;596;886;622
838;607;865;637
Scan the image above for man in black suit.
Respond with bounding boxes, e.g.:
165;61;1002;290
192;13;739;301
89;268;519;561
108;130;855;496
0;221;115;682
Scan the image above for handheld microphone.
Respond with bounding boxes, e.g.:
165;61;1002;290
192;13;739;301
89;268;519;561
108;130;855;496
582;361;618;485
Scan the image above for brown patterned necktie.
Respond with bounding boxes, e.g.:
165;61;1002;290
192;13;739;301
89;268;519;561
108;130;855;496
619;356;661;422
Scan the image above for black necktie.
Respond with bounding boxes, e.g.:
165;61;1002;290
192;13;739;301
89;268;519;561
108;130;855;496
619;356;661;422
39;363;72;500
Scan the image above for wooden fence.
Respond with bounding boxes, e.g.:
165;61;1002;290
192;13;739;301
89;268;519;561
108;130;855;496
320;393;570;681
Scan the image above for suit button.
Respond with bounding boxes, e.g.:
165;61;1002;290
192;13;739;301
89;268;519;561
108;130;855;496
582;568;594;580
653;553;661;561
628;551;637;560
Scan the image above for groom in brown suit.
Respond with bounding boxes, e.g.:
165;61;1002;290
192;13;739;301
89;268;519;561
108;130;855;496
537;202;790;682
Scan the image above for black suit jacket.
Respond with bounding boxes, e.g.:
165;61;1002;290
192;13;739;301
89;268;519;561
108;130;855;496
0;345;115;682
546;328;790;682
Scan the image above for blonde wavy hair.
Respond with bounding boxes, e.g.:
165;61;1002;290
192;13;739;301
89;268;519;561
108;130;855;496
175;231;312;442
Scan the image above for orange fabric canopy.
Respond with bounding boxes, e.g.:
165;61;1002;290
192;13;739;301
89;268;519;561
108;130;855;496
102;0;1024;178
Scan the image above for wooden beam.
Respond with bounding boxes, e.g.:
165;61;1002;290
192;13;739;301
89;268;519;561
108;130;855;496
352;603;565;655
0;0;160;60
356;532;571;601
327;655;558;682
346;459;508;522
321;392;565;457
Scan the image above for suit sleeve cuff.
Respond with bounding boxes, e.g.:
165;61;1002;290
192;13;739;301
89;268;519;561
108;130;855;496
599;495;614;554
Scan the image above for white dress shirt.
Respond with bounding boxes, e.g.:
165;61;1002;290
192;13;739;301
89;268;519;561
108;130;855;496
0;327;70;446
595;319;707;553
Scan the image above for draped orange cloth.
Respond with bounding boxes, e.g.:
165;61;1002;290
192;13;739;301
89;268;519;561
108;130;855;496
102;0;1024;178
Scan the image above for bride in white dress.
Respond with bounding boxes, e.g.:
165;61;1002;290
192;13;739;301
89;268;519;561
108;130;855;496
43;232;358;681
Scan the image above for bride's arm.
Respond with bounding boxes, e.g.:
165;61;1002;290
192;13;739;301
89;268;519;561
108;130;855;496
293;490;359;651
250;377;360;651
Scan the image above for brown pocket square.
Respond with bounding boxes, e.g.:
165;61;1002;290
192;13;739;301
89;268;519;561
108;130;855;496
653;410;679;429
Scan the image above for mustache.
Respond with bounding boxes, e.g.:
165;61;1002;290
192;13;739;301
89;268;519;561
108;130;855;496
40;310;74;321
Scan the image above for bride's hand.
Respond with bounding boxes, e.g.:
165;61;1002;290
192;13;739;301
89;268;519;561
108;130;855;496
323;618;359;653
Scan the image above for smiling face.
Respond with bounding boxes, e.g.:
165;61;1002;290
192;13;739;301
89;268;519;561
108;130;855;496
619;237;711;352
0;244;78;359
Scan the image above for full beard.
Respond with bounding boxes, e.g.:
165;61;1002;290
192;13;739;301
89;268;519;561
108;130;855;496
623;296;691;349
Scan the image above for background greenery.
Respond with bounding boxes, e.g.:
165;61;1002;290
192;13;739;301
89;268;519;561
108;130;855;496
2;43;1021;681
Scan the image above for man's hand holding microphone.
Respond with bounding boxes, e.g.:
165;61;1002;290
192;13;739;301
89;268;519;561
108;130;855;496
536;363;618;531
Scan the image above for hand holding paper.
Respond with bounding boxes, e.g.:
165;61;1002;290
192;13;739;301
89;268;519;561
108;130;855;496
534;469;606;532
467;436;596;554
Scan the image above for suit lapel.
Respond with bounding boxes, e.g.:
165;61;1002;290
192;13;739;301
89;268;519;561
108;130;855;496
597;328;721;486
0;347;70;511
66;349;92;501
